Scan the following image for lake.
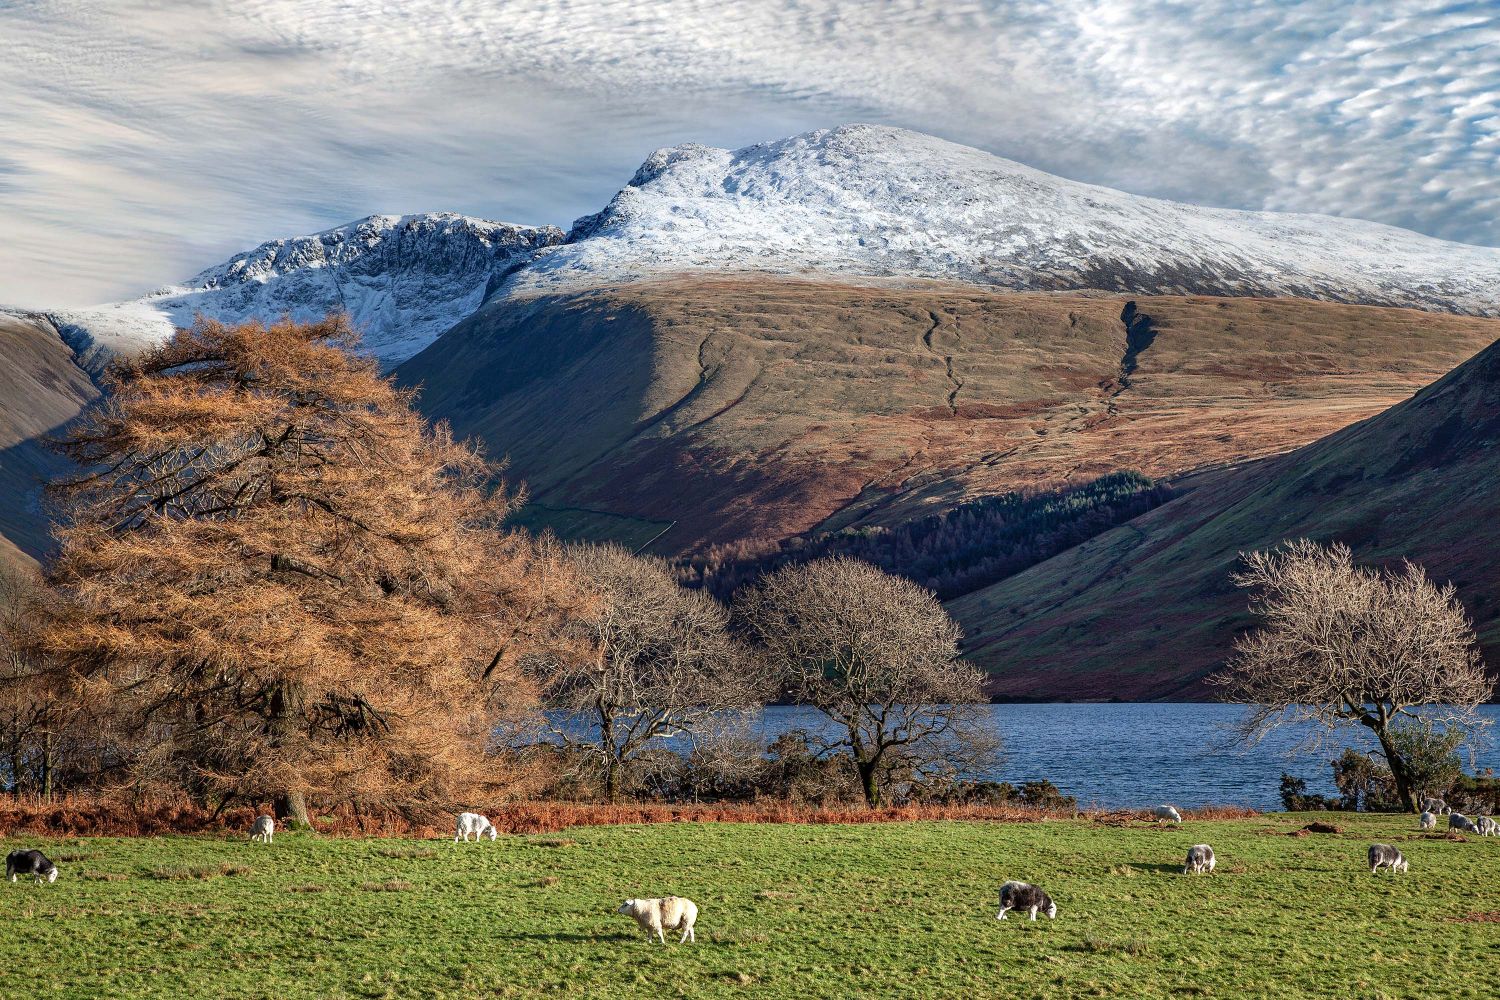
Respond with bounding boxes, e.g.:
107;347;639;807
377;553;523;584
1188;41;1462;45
749;703;1500;810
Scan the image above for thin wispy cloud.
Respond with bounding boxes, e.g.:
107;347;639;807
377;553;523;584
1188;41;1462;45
1;0;1495;307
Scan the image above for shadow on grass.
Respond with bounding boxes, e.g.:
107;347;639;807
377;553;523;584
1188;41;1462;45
493;932;634;944
1110;862;1185;875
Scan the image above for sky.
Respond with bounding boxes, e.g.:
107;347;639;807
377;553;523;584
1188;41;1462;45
1;0;1497;309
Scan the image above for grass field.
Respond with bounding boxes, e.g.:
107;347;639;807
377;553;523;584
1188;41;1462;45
1;813;1494;999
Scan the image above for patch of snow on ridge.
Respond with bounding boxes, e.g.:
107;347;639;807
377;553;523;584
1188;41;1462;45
50;213;564;370
510;125;1500;315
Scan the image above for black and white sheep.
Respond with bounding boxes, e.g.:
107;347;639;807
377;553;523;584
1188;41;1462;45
1183;844;1216;874
454;812;498;842
1449;813;1479;833
617;896;698;944
1475;816;1498;837
6;849;58;884
1368;844;1408;874
996;880;1057;921
1152;805;1183;825
250;815;275;844
1418;811;1437;831
1420;796;1450;816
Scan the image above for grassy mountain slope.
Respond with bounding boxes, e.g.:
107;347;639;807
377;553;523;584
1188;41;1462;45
951;335;1500;701
401;276;1500;555
0;314;98;568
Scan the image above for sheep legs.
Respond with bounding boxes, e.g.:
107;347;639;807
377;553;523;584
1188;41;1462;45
1028;906;1039;921
679;925;695;944
995;905;1011;920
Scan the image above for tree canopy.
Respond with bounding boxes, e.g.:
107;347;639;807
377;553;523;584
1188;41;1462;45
27;316;584;820
735;557;999;807
1211;539;1492;811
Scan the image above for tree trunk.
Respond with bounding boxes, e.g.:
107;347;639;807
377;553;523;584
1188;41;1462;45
9;734;21;797
273;789;311;827
266;682;312;827
604;758;621;804
40;730;53;802
599;709;621;804
1369;719;1417;812
856;757;882;808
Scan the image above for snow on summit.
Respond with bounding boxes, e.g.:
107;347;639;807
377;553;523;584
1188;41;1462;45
22;125;1499;374
512;125;1500;314
49;213;563;369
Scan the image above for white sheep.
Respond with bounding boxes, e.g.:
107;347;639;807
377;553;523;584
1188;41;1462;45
1449;813;1479;834
995;880;1057;921
1420;796;1450;815
1152;805;1183;825
1368;844;1408;874
454;812;498;842
1418;811;1437;831
249;815;275;844
1183;844;1216;874
617;896;698;944
1475;816;1498;837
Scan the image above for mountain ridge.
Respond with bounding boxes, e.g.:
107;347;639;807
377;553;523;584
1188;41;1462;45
506;125;1500;315
15;124;1499;381
29;212;563;371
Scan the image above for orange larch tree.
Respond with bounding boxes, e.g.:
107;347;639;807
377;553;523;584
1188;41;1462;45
32;315;584;823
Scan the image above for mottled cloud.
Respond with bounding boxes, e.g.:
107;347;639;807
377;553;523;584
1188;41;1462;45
2;0;1495;307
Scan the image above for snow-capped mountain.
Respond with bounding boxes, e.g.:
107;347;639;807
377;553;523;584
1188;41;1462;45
23;125;1500;380
46;213;563;369
509;125;1500;314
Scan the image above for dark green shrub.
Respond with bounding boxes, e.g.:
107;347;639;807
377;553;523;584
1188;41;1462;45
1279;773;1341;811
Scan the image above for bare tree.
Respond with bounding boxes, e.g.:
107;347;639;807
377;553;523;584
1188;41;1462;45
23;316;584;822
0;565;71;798
735;557;1000;807
1210;539;1493;811
529;544;764;803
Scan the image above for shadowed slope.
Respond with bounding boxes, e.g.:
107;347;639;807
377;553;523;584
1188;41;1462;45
0;314;99;568
951;336;1500;701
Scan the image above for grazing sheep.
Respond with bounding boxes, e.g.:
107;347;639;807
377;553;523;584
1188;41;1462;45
1449;813;1479;833
995;880;1057;921
250;815;275;844
1475;816;1498;837
1420;796;1450;815
1152;805;1183;825
1368;844;1408;874
616;896;698;944
1419;811;1437;831
6;850;58;884
1183;844;1216;874
454;812;498;843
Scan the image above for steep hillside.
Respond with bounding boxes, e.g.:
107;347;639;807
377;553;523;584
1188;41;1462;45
513;126;1500;315
399;277;1500;555
0;314;99;568
950;335;1500;701
36;213;563;370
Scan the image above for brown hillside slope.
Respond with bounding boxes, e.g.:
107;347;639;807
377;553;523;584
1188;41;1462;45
0;314;98;568
400;276;1500;554
950;335;1500;702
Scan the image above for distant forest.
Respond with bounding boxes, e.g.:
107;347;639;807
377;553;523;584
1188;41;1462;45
677;471;1176;603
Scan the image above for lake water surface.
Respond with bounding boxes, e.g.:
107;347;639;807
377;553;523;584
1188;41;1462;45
751;703;1500;810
